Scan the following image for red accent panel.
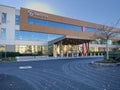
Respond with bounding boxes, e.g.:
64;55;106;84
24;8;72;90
82;26;87;56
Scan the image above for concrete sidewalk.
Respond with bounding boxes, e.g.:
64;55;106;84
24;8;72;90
17;56;103;62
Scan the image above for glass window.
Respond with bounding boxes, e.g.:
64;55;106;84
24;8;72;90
15;45;48;55
107;40;112;45
90;39;106;44
1;28;6;40
116;34;120;37
15;30;63;41
15;15;20;25
85;27;100;33
2;13;7;23
28;17;81;31
0;45;5;52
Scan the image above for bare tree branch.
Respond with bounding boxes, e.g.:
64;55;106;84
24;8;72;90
93;18;120;60
95;18;120;40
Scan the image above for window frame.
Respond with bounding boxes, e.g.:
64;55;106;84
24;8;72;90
2;13;7;24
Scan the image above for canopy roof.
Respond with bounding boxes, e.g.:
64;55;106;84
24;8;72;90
48;35;94;45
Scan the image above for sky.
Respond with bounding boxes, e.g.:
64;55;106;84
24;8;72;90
0;0;120;27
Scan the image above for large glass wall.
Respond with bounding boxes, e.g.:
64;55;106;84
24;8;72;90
90;39;120;45
90;39;106;44
51;44;82;57
85;27;100;33
15;30;63;41
0;45;5;52
28;17;82;31
89;47;105;52
16;45;48;55
15;30;64;55
15;15;20;25
116;34;120;37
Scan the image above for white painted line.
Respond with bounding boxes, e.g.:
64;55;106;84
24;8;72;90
19;66;32;69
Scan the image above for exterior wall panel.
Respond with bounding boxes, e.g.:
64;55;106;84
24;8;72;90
20;8;120;40
0;5;16;45
20;8;97;40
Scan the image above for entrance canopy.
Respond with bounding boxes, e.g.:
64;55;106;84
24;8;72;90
49;35;94;56
48;35;94;45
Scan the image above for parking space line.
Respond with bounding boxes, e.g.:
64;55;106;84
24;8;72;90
19;66;32;69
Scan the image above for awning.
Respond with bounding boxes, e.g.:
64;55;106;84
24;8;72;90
48;35;94;45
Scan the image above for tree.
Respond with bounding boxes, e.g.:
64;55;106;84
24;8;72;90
95;19;120;60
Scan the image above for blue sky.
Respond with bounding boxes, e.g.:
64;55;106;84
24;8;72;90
0;0;120;27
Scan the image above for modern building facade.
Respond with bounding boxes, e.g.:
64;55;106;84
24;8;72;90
0;5;120;57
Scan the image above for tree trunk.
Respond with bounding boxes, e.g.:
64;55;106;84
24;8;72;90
106;40;109;60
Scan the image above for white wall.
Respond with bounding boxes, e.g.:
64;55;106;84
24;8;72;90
0;5;16;45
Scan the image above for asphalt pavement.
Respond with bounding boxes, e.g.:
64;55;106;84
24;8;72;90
0;57;120;90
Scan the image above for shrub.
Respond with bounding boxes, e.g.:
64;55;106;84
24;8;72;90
103;51;120;62
1;57;16;62
0;52;19;58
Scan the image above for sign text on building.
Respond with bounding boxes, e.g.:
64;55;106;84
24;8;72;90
28;10;48;18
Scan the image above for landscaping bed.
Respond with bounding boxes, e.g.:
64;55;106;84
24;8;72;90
90;51;120;66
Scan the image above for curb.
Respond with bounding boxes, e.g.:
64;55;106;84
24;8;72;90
90;62;120;66
17;56;104;62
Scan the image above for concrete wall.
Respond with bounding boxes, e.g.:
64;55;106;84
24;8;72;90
0;5;15;45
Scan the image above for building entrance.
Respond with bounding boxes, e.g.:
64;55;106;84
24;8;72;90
53;44;82;57
48;35;91;57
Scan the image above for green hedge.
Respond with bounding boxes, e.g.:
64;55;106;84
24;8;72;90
0;51;43;59
0;52;19;58
0;57;16;62
109;51;120;61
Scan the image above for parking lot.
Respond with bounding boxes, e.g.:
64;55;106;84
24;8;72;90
0;57;120;90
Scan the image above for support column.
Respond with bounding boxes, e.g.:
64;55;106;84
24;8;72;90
77;45;79;57
82;26;87;56
87;41;90;56
60;41;63;57
67;44;70;57
53;44;57;57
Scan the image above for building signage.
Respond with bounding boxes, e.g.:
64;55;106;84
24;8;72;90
28;10;48;18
